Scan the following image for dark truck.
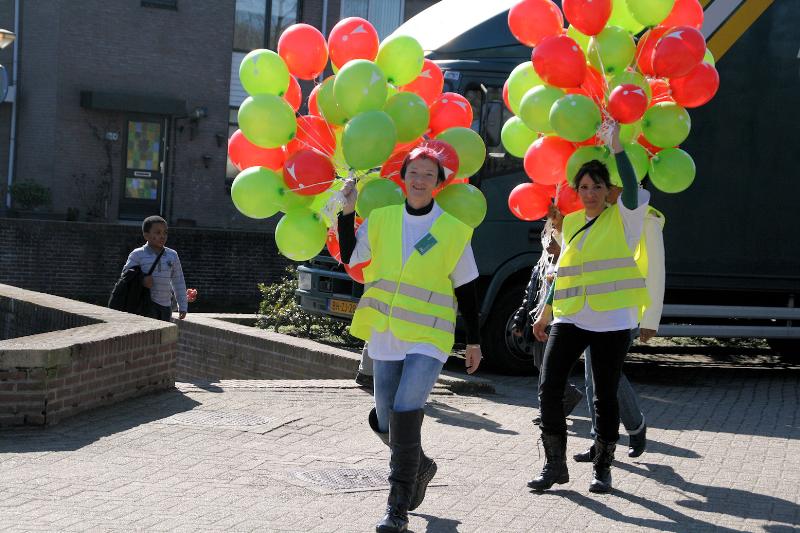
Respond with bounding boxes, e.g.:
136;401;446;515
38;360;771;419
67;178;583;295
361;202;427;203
296;1;800;371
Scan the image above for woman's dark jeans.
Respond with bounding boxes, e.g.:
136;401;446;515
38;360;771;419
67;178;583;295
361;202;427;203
538;323;632;443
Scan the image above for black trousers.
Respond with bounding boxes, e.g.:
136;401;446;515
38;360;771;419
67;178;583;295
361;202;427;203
147;303;172;322
538;323;632;443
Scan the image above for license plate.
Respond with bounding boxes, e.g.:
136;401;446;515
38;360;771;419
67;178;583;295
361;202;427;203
329;299;357;316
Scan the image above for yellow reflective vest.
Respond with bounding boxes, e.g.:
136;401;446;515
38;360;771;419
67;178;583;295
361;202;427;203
349;204;473;353
553;204;649;317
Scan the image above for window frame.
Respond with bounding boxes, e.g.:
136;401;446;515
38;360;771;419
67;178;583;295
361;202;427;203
233;0;303;53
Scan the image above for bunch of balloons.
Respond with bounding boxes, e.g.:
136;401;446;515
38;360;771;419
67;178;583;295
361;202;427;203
228;18;489;274
502;0;719;221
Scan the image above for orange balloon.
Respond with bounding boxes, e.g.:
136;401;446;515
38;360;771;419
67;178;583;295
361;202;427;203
508;0;564;47
508;182;553;221
555;183;583;214
524;136;577;185
661;0;704;31
428;92;473;137
400;59;444;106
563;0;612;36
308;84;322;116
285;76;302;112
278;23;329;80
581;65;608;104
328;17;380;69
648;78;673;104
345;260;370;284
228;129;286;171
532;35;587;88
286;115;337;157
635;27;669;77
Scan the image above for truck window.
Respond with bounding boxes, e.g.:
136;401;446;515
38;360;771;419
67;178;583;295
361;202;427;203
479;86;523;179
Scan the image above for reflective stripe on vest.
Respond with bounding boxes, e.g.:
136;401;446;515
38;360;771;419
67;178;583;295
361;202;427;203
364;279;457;309
356;297;456;334
553;277;647;300
557;256;639;278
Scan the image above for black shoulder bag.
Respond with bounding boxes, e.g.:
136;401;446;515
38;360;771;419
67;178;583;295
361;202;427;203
108;248;165;316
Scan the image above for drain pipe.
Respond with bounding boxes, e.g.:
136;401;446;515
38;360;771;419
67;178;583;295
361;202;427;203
321;0;329;36
4;0;19;209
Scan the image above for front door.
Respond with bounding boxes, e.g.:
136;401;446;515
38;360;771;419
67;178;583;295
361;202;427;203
118;116;168;220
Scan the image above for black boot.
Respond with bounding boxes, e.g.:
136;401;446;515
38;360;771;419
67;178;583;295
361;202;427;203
589;438;615;493
527;432;569;491
369;408;390;447
562;386;584;417
628;423;646;458
573;444;595;463
376;409;423;533
370;408;435;511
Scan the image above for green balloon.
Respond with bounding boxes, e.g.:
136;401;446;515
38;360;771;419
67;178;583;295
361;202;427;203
609;71;652;101
230;167;283;219
501;117;538;158
309;179;344;227
275;208;328;261
609;0;644;34
356;178;405;219
279;187;314;213
318;76;348;127
239;49;290;97
550;94;602;142
376;35;424;86
649;148;696;193
620;120;643;144
435;127;486;178
343;110;397;170
567;146;612;187
627;0;675;27
588;26;636;75
334;60;388;118
435;183;487;229
703;48;716;66
642;102;691;148
567;25;591;54
383;92;430;142
609;142;650;186
519;85;565;134
508;62;545;116
238;95;297;148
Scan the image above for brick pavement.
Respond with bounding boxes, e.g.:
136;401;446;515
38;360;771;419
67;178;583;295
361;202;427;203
0;364;798;532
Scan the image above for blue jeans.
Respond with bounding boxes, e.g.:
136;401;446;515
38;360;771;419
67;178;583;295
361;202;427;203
584;329;645;438
372;354;444;433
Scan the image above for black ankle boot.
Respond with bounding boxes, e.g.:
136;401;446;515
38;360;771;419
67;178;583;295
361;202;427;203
573;444;595;463
589;438;615;493
376;409;424;533
527;432;569;491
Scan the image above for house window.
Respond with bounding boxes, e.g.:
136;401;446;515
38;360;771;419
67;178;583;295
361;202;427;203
141;0;178;9
341;0;404;39
234;0;301;52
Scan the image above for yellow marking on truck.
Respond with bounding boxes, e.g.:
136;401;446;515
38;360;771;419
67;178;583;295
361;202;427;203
707;0;773;59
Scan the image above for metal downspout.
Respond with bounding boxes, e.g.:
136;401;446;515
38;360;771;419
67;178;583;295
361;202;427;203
4;0;19;209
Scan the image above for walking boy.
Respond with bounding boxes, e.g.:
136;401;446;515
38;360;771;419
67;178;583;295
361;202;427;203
122;215;189;321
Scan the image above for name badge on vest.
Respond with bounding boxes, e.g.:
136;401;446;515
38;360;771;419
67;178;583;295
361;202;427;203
414;233;438;256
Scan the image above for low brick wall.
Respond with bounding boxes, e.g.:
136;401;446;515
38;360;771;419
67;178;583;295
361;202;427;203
176;314;360;381
0;284;177;426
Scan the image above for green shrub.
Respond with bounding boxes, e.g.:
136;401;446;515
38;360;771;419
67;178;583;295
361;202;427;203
9;180;51;210
257;266;359;346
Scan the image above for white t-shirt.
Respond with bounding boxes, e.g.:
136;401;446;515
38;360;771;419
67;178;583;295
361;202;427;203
349;203;479;362
553;189;650;332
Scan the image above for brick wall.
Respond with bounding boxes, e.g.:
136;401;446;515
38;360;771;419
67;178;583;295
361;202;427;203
0;218;292;312
176;314;359;381
0;284;177;427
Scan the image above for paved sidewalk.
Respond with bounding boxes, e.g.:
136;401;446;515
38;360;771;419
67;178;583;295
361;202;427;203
1;365;798;532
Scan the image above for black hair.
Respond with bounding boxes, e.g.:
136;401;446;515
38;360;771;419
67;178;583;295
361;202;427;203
571;159;612;190
142;215;167;233
400;152;446;184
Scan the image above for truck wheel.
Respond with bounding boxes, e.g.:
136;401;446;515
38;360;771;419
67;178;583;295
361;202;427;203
482;284;539;375
767;339;800;363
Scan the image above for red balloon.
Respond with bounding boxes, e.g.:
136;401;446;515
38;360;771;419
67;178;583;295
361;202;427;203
328;17;380;70
345;260;370;284
308;84;322;116
380;149;412;184
555;183;584;214
508;182;553;221
286;115;337;157
524;136;577;185
648;78;673;104
637;134;666;154
283;149;335;196
508;0;564;47
422;139;460;186
662;0;704;31
563;0;612;36
652;26;706;79
394;137;424;154
278;23;329;80
669;62;719;108
503;79;512;112
580;65;608;104
575;135;600;147
635;27;669;77
400;59;444;106
428;92;474;137
532;35;587;88
228;129;286;171
285;76;302;112
326;229;342;262
608;83;649;123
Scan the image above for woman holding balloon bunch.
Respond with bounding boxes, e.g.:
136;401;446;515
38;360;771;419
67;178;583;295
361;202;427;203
337;145;483;533
529;121;650;494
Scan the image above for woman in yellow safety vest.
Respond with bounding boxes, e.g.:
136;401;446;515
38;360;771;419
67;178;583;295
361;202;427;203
337;144;483;533
529;123;650;494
